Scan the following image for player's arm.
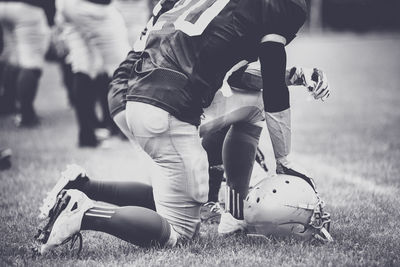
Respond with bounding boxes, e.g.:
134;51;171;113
259;39;289;113
259;38;317;190
109;50;141;91
259;37;291;162
227;63;330;101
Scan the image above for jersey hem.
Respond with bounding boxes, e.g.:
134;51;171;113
125;95;200;126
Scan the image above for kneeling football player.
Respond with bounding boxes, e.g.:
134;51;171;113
35;61;329;253
35;0;331;254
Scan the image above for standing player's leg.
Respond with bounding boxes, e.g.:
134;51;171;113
94;72;118;133
201;126;229;203
60;20;99;146
222;122;261;220
72;71;98;146
15;68;42;124
0;22;19;115
81;1;130;135
200;87;264;232
233;62;318;190
0;62;19;115
13;4;50;126
96;5;130;135
68;0;130;144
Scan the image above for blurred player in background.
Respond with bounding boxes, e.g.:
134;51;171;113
0;0;54;126
55;0;131;147
0;23;12;170
0;22;18;115
115;0;152;44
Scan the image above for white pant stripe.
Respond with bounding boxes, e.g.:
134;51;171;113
89;209;115;214
85;213;112;219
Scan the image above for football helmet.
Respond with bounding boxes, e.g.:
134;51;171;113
244;174;332;241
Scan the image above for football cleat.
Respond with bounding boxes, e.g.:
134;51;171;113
38;164;87;219
35;189;94;255
218;212;247;235
200;202;223;223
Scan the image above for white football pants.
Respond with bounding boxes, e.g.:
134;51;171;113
115;86;264;240
0;2;50;68
56;0;131;78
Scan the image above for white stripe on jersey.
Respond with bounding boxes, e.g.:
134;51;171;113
261;34;287;45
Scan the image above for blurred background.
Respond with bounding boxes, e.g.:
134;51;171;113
117;0;400;41
1;0;400;170
1;1;400;264
305;0;400;32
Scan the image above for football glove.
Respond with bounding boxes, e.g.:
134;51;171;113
275;156;317;192
288;67;330;101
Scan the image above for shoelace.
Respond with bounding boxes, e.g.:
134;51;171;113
32;233;83;258
203;202;222;213
201;202;223;223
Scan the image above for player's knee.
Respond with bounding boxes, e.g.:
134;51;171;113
230;121;263;140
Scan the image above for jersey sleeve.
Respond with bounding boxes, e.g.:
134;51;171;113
260;0;307;44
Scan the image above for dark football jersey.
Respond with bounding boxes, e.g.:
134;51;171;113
126;0;307;125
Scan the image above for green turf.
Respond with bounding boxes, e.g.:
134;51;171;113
1;33;400;266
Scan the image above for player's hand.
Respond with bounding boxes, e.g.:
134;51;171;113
288;67;330;101
276;156;317;192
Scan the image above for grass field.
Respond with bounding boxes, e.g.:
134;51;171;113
1;33;400;266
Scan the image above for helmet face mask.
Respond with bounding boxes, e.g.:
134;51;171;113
244;175;333;242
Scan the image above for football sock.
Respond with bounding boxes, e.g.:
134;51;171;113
0;62;18;114
94;73;117;132
73;72;97;146
16;67;41;120
222;122;262;219
81;205;172;247
61;62;74;106
202;126;229;202
207;167;224;203
67;177;156;210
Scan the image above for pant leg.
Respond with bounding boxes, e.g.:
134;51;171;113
125;101;209;240
62;0;130;77
12;3;50;69
200;86;265;219
199;87;265;137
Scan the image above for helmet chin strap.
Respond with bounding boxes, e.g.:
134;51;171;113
309;197;333;242
315;227;334;242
